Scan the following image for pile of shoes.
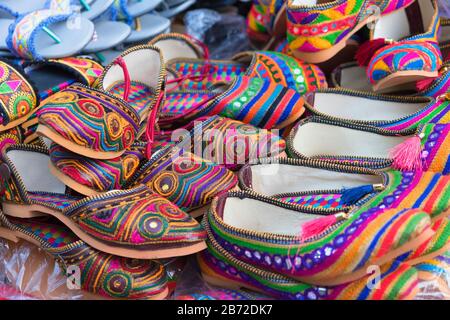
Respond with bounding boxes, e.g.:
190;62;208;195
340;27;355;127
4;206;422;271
0;0;447;300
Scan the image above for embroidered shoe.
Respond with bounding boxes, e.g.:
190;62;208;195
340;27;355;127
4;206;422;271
302;88;450;130
49;142;146;196
370;0;415;16
247;0;273;48
357;0;443;92
124;144;238;216
239;157;450;221
287;117;450;173
0;144;207;259
202;190;432;286
0;213;169;300
414;251;450;296
286;0;376;63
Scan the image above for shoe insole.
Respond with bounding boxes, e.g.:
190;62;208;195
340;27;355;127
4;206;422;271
156;0;196;18
109;81;155;119
11;217;78;247
293;122;408;158
334;64;371;91
249;164;380;196
374;0;434;40
83;20;131;53
223;197;323;236
311;93;429;121
127;0;162;17
124;13;171;44
79;0;114;20
31;17;94;59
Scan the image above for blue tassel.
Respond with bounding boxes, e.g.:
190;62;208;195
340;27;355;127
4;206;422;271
341;184;375;206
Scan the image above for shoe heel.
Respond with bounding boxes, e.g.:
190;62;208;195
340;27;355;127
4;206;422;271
2;202;45;218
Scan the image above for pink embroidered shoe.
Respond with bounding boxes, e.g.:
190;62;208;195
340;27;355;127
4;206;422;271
357;0;443;92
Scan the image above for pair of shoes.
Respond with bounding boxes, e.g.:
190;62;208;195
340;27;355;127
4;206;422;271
197;188;433;299
282;0;442;92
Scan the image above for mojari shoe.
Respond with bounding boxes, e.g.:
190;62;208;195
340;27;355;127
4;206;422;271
238;158;450;221
202;189;432;286
286;0;376;63
286;117;450;173
123;144;238;216
356;0;442;92
301;88;450;130
198;234;420;300
0;144;207;259
0;212;169;300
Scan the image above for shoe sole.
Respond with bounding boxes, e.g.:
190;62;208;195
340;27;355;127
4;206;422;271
36;125;125;160
373;70;439;93
0;226;169;300
2;202;207;260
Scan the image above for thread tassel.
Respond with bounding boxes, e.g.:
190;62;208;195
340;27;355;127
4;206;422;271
389;135;424;172
341;185;375;206
300;213;347;241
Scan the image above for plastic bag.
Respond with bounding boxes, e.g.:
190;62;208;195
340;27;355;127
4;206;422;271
184;9;251;59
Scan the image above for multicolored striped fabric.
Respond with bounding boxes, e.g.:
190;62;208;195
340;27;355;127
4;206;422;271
125;148;238;212
415;251;449;284
198;76;305;129
28;191;78;210
49;143;145;194
161;91;216;118
396;218;450;264
6;217;168;299
247;0;272;46
287;0;371;54
371;0;415;15
279;193;344;209
206;191;431;285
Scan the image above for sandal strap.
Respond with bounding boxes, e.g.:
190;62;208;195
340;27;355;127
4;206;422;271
0;60;39;127
7;3;73;60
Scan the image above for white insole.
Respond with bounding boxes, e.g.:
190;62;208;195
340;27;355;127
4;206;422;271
312;93;429;121
250;164;380;196
8;150;65;194
293;122;407;158
291;0;319;5
223;197;323;236
337;65;372;90
153;38;201;63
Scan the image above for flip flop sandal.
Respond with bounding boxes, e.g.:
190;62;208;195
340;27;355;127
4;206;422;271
82;20;132;53
48;142;146;196
286;117;450;173
75;0;115;20
123;143;238;215
286;0;377;64
108;0;163;24
0;213;170;300
155;0;196;18
92;48;123;66
202;189;432;286
356;0;443;93
158;75;306;130
300;88;450;131
123;14;171;44
0;59;39;132
239;157;450;222
156;115;286;170
396;218;450;266
0;144;207;259
199;222;421;300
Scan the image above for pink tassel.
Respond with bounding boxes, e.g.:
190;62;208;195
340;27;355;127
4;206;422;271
415;77;435;92
355;38;391;66
389;135;423;172
300;215;338;241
